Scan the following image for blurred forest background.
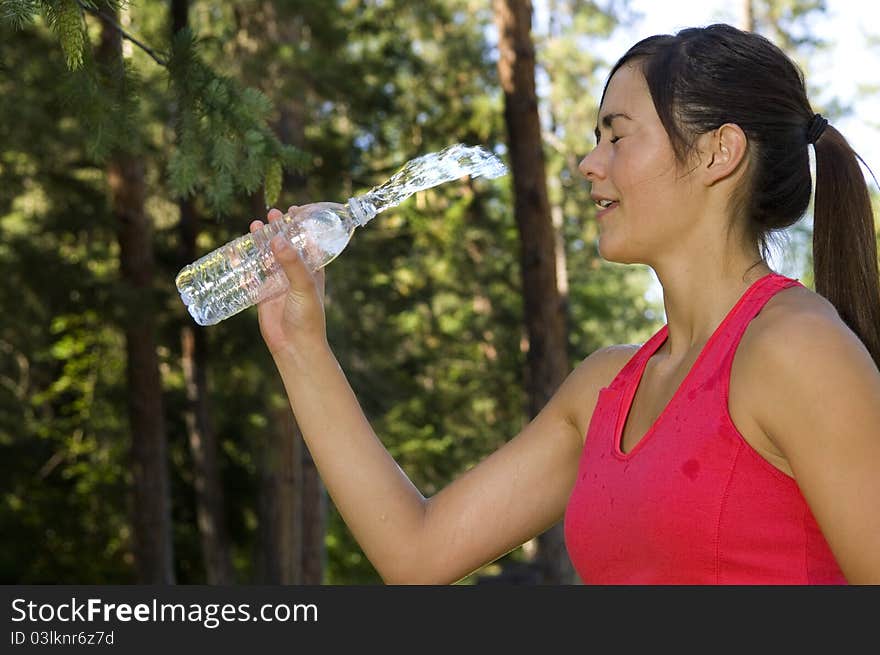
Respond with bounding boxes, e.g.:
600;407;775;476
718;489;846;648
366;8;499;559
1;0;877;584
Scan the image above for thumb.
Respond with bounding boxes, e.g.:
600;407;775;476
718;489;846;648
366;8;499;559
271;235;315;292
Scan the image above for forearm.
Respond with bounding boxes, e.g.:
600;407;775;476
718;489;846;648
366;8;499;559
271;342;428;582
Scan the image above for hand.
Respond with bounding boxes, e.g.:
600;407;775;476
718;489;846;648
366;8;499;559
249;206;328;358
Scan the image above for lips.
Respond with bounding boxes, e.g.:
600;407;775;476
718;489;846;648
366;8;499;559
592;191;618;207
595;200;619;219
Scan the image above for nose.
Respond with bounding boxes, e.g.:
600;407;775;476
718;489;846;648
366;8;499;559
578;148;605;182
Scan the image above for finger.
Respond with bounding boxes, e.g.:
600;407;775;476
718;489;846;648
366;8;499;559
286;205;300;216
267;208;283;222
315;269;326;300
271;235;314;291
250;219;263;233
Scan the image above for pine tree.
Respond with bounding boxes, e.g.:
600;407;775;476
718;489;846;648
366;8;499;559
1;0;307;213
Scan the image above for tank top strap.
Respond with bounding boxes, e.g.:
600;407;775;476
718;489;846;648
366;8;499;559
691;272;804;394
711;272;804;363
606;325;669;392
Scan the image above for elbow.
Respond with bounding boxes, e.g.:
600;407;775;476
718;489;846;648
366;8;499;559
376;559;453;585
374;548;457;585
379;571;455;585
372;498;456;584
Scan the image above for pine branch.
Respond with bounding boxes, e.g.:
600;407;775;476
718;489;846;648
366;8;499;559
75;0;167;66
40;0;86;70
2;0;309;213
1;0;40;30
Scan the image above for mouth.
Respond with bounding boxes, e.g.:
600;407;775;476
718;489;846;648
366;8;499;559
595;199;619;219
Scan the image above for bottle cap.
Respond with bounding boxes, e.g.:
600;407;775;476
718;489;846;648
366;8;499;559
347;196;374;226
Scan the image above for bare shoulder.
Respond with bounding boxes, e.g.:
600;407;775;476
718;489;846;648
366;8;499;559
744;283;868;359
751;282;840;327
597;343;643;382
741;282;880;448
569;343;641;391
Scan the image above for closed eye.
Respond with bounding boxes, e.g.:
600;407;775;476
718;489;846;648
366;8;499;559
593;134;621;147
594;112;633;145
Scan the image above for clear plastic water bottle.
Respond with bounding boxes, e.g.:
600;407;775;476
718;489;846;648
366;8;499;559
175;200;375;326
176;144;508;326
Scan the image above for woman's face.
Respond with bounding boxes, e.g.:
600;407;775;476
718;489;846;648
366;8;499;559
579;63;702;265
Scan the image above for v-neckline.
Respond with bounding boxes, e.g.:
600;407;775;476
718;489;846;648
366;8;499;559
613;272;777;460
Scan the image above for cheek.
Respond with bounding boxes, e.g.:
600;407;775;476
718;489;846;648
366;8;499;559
612;141;677;190
616;156;680;214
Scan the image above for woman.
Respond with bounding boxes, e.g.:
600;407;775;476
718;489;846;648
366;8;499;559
250;24;880;584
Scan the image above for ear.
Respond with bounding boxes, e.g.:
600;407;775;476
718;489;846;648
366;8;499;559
699;123;748;187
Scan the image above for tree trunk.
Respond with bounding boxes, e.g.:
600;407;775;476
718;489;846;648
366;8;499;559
172;0;235;586
249;185;298;584
237;3;326;584
257;401;303;584
275;75;327;586
742;0;755;31
251;216;325;583
98;12;174;584
493;0;576;584
300;445;327;584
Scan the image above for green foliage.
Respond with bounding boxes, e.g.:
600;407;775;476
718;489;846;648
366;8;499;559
1;1;306;214
753;0;828;53
65;49;145;160
166;27;308;213
0;54;132;577
263;159;282;207
0;0;39;29
41;0;86;70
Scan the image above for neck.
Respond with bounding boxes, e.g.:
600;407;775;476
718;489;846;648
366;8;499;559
651;251;774;361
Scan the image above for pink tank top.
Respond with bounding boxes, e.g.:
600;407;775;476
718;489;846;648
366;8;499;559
563;272;846;584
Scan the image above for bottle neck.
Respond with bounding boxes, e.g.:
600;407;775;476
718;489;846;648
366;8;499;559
346;196;377;227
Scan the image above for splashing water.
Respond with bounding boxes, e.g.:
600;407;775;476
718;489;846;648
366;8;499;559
176;143;507;325
348;143;507;225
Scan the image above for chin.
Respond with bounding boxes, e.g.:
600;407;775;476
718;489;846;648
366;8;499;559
595;235;642;265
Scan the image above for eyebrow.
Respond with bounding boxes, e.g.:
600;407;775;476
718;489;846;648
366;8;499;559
594;112;633;142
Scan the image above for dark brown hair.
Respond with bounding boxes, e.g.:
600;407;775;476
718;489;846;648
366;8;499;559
604;23;880;368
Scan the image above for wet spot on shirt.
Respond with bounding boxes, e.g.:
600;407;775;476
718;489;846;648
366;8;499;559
682;459;700;481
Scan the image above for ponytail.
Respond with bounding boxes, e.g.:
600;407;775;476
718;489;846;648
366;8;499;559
812;125;880;369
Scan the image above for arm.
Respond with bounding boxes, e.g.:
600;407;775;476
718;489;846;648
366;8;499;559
273;333;620;584
752;307;880;583
255;207;622;583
